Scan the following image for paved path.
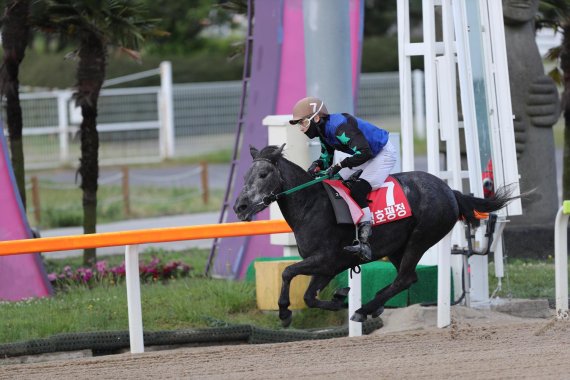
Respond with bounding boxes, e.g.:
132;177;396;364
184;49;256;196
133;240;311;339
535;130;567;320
33;149;564;197
36;163;232;190
37;164;229;259
41;212;219;259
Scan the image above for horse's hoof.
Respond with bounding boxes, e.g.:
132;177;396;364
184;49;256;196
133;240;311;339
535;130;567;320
333;287;350;300
280;309;293;328
350;312;367;323
371;306;385;319
281;315;292;328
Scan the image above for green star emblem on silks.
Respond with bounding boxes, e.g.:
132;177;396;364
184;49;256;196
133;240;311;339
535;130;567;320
336;132;350;144
351;146;362;155
320;142;332;162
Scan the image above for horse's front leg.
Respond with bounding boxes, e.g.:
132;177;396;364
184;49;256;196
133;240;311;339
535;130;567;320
278;256;331;327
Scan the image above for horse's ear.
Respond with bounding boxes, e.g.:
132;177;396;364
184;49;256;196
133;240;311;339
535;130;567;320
250;145;259;159
268;143;286;163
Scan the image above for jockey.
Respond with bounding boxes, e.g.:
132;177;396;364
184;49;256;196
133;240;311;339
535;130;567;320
289;96;397;261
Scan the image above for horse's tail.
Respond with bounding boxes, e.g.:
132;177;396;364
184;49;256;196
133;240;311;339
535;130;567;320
453;186;520;224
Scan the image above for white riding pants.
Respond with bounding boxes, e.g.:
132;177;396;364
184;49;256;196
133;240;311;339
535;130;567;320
334;139;398;190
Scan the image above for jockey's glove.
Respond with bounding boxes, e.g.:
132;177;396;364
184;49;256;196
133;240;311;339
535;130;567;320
307;160;323;177
325;163;343;178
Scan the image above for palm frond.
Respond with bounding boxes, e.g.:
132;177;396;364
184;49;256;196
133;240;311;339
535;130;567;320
30;0;164;58
547;66;563;85
546;45;562;61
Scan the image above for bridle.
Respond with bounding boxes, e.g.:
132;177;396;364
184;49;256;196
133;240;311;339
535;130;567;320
249;158;282;206
251;156;362;274
251;157;331;207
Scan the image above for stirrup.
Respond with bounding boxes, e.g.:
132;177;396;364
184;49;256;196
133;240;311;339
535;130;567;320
344;241;373;261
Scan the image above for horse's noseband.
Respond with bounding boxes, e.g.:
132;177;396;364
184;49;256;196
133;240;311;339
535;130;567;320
262;193;278;206
253;158;282;206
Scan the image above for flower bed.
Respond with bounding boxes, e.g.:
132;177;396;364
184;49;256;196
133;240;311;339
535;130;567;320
47;257;193;289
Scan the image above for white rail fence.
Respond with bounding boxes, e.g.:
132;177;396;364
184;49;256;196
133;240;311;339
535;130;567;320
6;66;425;169
554;200;570;320
0;220;292;354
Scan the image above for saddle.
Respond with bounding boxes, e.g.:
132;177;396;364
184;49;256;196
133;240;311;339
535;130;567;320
323;175;412;225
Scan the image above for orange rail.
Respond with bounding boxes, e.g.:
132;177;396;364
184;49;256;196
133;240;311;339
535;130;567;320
0;220;292;256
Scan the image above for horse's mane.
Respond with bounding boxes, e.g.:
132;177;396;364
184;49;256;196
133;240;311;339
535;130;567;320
256;144;311;182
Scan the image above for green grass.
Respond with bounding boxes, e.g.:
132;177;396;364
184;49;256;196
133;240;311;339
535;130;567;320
0;249;345;344
171;149;233;165
0;251;565;345
488;258;562;300
26;183;223;229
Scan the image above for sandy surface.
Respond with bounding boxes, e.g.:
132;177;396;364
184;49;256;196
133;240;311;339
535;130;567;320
1;306;569;380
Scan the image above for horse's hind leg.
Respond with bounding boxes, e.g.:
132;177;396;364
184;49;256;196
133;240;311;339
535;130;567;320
303;275;346;311
351;250;420;322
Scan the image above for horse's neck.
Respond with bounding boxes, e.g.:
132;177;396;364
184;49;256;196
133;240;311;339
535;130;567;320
276;160;324;228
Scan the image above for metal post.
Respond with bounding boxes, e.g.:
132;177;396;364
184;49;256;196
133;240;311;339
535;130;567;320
412;69;425;139
159;61;175;158
303;0;353;112
125;244;144;353
57;91;71;164
397;0;415;172
200;162;209;204
554;203;569;318
303;0;359;337
437;234;451;328
122;167;130;217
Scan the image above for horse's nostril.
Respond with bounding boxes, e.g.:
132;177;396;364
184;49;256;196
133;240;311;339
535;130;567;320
237;204;248;213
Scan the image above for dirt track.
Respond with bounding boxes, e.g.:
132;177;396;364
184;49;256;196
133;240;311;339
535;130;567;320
1;314;569;380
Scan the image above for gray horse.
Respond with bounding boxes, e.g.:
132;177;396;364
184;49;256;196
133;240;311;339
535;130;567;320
234;145;517;326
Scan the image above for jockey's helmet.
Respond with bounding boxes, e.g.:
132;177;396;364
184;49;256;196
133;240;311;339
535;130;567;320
289;97;328;126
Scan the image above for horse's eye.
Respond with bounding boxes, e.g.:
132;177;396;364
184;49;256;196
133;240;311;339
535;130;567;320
259;172;268;179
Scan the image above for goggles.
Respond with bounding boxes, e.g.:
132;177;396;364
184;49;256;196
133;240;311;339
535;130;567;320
292;101;324;128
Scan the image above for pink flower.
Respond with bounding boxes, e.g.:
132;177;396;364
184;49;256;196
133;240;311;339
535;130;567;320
95;260;108;274
111;263;126;277
149;257;160;267
74;268;93;283
49;257;192;289
63;266;73;277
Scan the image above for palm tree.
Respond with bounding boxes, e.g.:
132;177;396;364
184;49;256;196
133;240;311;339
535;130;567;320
0;0;31;209
540;0;570;198
32;0;161;265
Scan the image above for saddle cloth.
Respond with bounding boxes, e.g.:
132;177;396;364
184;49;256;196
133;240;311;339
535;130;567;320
323;176;413;225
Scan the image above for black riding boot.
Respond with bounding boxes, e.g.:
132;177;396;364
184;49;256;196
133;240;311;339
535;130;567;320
344;221;373;261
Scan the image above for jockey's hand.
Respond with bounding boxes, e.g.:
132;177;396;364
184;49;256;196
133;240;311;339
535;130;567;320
307;160;322;178
325;163;342;178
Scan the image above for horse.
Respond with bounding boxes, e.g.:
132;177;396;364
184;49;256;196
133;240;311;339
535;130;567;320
234;144;517;327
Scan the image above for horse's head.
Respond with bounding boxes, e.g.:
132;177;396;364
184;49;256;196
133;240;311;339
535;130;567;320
234;144;286;221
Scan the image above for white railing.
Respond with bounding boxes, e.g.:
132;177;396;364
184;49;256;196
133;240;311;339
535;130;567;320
554;200;570;319
12;70;422;169
16;62;174;169
0;220;292;354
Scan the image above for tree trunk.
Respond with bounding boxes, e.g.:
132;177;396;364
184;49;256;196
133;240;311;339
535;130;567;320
562;24;570;200
1;0;30;209
76;32;106;266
